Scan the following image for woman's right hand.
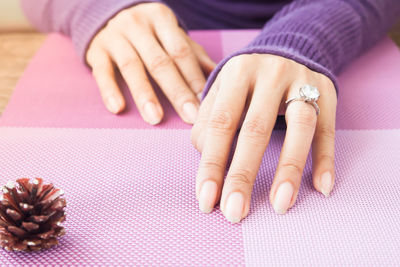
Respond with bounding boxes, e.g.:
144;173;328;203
86;3;216;124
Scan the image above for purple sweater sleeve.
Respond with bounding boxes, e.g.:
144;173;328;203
202;0;400;99
20;0;160;63
21;0;400;98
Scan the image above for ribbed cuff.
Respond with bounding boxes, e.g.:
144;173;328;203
70;0;188;66
200;1;365;100
71;0;154;64
202;0;400;101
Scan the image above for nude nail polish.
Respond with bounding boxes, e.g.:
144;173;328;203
224;192;244;223
199;180;217;213
144;102;162;125
320;171;332;197
182;102;198;124
107;96;120;114
273;182;294;214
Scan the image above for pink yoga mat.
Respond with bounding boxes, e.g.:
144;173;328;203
1;31;400;129
1;30;400;265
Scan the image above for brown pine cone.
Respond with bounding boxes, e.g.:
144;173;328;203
0;178;66;252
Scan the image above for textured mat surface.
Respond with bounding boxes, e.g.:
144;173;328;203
0;128;243;265
0;128;399;265
244;129;400;266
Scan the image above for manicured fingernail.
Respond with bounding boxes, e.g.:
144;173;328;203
320;171;332;197
107;96;120;114
273;182;294;214
182;102;198;124
224;192;244;223
144;102;162;125
199;181;217;213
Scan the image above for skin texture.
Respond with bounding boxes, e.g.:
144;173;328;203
86;3;337;223
86;3;217;125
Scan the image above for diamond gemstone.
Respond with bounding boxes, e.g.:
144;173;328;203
300;85;319;100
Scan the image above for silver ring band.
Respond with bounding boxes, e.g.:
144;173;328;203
285;85;320;116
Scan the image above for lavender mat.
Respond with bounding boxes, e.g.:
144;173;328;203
0;128;243;265
0;128;399;265
245;129;400;265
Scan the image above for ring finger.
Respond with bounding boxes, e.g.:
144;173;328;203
269;82;318;214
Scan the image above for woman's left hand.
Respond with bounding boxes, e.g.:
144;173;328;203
191;54;337;223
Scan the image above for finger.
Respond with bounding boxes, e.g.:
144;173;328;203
312;79;337;197
105;36;163;125
123;27;199;124
196;69;249;214
186;37;217;76
88;47;125;114
155;25;207;95
220;77;284;223
190;79;219;152
269;85;318;214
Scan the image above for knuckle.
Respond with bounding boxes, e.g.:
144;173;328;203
268;57;291;77
241;118;269;138
110;10;138;28
207;109;235;133
118;56;140;72
171;88;190;104
223;56;249;75
148;54;172;73
169;43;192;60
200;157;225;173
128;13;145;26
316;125;335;141
188;78;205;93
150;3;171;15
280;156;304;176
134;90;153;105
228;168;254;187
316;153;335;166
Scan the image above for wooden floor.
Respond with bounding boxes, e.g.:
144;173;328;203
1;23;400;115
0;32;45;114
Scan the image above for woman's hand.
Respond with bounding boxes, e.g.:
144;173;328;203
86;3;216;124
191;54;337;223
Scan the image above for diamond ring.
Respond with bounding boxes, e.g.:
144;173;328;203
285;85;320;116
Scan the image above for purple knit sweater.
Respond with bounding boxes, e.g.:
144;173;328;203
21;0;400;97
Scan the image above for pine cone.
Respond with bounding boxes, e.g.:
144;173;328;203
0;178;66;252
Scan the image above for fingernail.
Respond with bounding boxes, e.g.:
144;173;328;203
273;182;294;214
107;96;120;114
182;102;198;123
144;102;162;125
199;181;217;213
320;171;332;197
224;192;244;223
